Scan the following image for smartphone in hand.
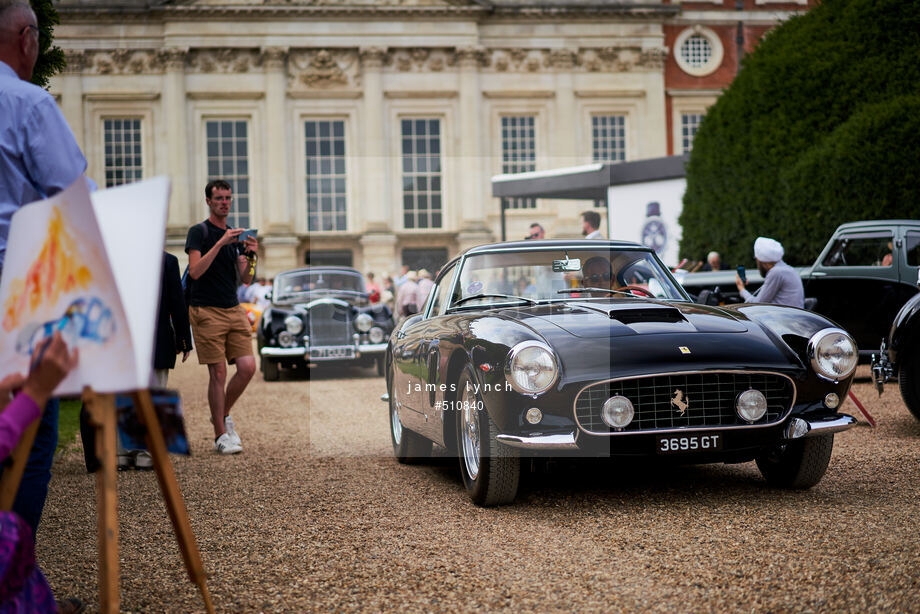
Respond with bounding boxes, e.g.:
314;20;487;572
737;265;747;284
239;229;257;242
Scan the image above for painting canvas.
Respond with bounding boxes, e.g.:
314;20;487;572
0;176;170;395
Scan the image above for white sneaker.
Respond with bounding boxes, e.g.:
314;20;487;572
214;433;242;455
224;415;242;446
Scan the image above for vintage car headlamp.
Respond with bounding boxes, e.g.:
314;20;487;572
284;315;304;335
601;395;635;429
736;389;768;423
278;331;296;347
368;327;385;344
355;313;373;332
808;328;858;381
506;341;558;395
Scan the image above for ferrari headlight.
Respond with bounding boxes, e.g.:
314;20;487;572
284;315;304;335
506;341;558;395
736;389;767;423
601;395;635;429
355;313;373;332
368;327;385;344
808;328;857;381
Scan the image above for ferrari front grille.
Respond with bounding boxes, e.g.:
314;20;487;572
574;371;795;435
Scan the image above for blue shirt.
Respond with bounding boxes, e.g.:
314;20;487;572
0;61;89;269
740;260;805;309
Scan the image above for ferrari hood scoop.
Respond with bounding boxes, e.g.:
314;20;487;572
515;300;749;338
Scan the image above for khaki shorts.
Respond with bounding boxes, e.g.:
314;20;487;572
189;305;253;365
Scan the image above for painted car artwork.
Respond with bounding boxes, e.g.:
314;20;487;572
257;266;395;380
15;296;115;357
385;240;861;506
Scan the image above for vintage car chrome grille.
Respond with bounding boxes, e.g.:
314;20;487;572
308;302;352;346
574;371;795;435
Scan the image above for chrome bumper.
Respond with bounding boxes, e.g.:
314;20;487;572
260;342;388;358
785;413;857;439
496;431;579;450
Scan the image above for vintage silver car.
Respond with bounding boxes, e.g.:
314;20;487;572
257;266;394;380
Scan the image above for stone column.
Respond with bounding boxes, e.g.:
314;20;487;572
550;49;578;169
359;47;389;234
61;50;86;153
639;47;669;157
160;48;190;231
455;46;493;253
261;47;293;234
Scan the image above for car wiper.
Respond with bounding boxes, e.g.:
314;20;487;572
453;293;536;306
557;287;646;297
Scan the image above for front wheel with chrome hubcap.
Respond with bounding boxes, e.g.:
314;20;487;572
456;366;520;506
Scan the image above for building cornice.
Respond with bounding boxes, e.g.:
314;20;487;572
57;3;679;23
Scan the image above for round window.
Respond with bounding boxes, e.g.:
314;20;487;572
674;26;724;77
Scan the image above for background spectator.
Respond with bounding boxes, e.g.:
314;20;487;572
581;211;603;239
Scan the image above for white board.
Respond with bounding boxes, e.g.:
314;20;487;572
606;178;686;268
0;176;170;395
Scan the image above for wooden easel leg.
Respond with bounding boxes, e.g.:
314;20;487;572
0;418;40;511
133;390;215;614
83;388;120;614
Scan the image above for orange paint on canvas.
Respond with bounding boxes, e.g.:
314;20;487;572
2;207;92;331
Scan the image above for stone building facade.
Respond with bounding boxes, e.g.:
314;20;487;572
51;0;813;276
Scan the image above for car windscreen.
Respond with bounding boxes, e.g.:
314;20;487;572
274;271;366;299
454;248;686;306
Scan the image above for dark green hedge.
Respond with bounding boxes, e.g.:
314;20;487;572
679;0;920;267
30;0;64;89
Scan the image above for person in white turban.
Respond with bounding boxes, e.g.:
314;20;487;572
735;236;805;308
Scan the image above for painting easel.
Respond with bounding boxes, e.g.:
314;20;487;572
0;388;214;614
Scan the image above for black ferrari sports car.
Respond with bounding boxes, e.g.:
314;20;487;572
385;240;860;506
258;266;393;380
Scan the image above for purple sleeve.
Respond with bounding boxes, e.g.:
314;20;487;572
0;393;41;461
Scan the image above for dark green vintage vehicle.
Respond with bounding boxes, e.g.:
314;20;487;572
386;240;860;506
679;220;920;359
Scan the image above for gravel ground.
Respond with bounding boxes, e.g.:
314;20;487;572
36;353;920;613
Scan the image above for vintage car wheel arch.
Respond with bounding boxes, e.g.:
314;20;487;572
897;352;920;420
755;434;834;489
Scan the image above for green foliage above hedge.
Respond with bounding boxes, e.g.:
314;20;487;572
30;0;64;89
679;0;920;267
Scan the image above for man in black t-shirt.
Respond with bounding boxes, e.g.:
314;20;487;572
185;179;258;455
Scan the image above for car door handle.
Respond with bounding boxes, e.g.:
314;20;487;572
811;271;827;277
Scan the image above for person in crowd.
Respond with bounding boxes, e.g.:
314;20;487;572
185;180;258;455
416;269;434;309
244;277;271;308
701;251;729;271
525;223;545;240
395;270;419;316
366;271;381;303
581;211;604;239
393;264;411;288
735;236;804;308
0;0;95;550
0;332;80;613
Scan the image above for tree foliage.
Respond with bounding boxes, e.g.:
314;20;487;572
30;0;64;88
679;0;920;266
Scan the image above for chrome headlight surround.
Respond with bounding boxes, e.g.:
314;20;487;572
505;340;558;396
355;313;373;332
284;315;304;335
807;327;858;381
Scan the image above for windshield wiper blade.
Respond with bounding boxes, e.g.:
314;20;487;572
453;293;536;306
557;287;645;297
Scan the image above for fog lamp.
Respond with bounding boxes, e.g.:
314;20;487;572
279;331;296;347
736;389;767;423
368;327;385;344
525;408;543;425
601;395;634;429
824;393;840;409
